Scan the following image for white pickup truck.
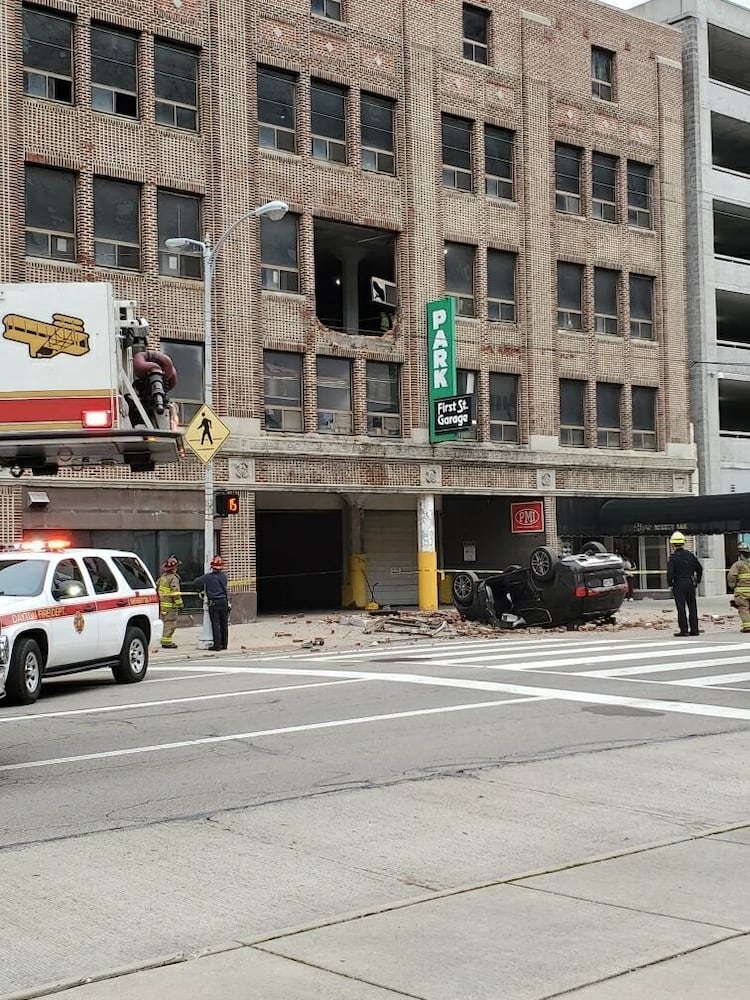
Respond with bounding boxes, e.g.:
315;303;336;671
0;543;163;705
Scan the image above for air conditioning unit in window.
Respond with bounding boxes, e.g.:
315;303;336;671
371;276;398;308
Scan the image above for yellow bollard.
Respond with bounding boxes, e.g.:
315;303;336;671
418;550;438;611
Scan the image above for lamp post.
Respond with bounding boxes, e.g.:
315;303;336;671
166;199;288;648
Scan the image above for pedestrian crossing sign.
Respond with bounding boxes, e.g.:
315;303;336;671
183;403;231;464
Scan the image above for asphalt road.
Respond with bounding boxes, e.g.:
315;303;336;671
3;632;750;997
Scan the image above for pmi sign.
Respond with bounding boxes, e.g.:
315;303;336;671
427;297;458;443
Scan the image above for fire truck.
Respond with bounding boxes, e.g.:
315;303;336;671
0;282;183;475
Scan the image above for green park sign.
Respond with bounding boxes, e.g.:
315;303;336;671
426;297;457;443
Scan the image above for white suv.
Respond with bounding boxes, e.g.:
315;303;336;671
0;545;163;705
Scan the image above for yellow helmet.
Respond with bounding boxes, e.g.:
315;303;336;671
669;531;686;545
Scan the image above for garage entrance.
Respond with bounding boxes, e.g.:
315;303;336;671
256;510;343;613
363;510;418;606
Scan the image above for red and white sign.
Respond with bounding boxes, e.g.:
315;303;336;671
511;501;544;534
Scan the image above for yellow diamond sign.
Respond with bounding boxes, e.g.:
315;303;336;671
184;403;230;464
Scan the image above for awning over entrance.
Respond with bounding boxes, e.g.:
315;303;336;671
598;493;750;535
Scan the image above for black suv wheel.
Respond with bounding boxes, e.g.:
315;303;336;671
5;636;44;705
451;571;483;621
529;546;558;583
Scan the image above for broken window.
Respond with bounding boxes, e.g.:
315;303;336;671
366;361;401;437
25;165;76;261
313;219;396;335
361;93;395;174
632;386;657;451
560;379;586;447
596;382;621;448
311;80;347;163
317;356;352;434
264;351;304;432
442;114;473;191
594;267;619;335
557;262;584;331
445;242;475;317
261;213;299;293
487;249;516;322
489;373;519;443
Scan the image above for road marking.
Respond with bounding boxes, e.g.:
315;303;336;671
0;678;369;724
425;642;741;671
0;696;547;772
580;653;750;677
666;670;750;688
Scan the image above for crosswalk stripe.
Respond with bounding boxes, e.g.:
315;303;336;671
425;642;739;671
666;670;750;688
579;649;748;677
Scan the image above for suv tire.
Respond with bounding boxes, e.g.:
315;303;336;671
582;540;607;556
5;637;44;705
113;626;149;684
529;546;558;583
451;570;482;621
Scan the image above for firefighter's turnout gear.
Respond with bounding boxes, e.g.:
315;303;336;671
157;556;183;648
728;543;750;634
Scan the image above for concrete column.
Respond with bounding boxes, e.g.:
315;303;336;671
344;499;368;609
417;493;438;611
342;250;364;334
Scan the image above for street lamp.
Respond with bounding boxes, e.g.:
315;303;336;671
166;199;289;648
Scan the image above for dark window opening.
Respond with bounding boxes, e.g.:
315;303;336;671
91;24;138;118
463;4;489;64
557;261;584;330
560;378;586;446
445;242;475;317
489;372;518;442
366;361;401;437
442;114;473;191
157;190;201;278
258;67;297;153
161;340;204;425
314;219;397;335
261;213;299;293
317;356;352;434
311;79;347;163
627;161;653;228
23;7;73;104
716;288;750;348
25;165;76;260
714;198;750;262
630;274;654;340
596;382;621;448
264;350;303;432
361;93;395;174
632;386;657;451
155;41;198;132
487;249;516;322
592;152;617;222
485;126;513;200
594;267;619;335
555;144;582;215
708;24;750;94
719;378;750;435
94;177;140;270
592;46;615;101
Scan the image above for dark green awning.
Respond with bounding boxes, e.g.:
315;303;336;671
598;493;749;535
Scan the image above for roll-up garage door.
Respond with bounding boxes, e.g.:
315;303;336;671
363;510;417;606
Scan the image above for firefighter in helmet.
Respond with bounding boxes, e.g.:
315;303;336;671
727;542;750;634
666;531;703;637
156;556;183;648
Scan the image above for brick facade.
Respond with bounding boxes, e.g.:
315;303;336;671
0;0;694;615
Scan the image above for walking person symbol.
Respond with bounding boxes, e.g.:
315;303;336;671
198;411;213;446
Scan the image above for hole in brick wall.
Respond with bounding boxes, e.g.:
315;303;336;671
313;219;397;336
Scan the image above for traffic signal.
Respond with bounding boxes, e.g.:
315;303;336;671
215;491;240;517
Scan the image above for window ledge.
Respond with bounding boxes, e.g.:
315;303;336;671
158;274;203;286
630;337;658;346
486;196;517;208
25;256;80;270
443;186;477;199
592;96;618;108
260;290;306;302
311;13;347;28
627;225;656;237
557;328;586;336
155;123;201;140
462;58;491;70
311;158;353;174
488;319;518;328
23;95;75;112
595;332;623;340
260;147;300;163
91;109;142;127
556;211;586;222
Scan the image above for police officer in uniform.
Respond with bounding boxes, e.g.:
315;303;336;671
156;556;183;649
666;531;703;637
727;542;750;634
189;555;230;651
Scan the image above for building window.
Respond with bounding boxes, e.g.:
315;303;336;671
456;369;478;440
560;378;586;446
632;386;657;451
463;4;489;64
594;267;619;335
442;114;473;191
264;351;303;432
627;161;653;228
25;165;76;261
487;249;516;322
261;213;299;293
445;242;475;317
91;25;138;118
485;126;513;200
258;67;297;153
489;373;519;442
160;340;204;424
630;274;654;339
557;262;584;331
592;152;617;222
317;356;352;433
366;361;401;437
591;46;615;102
312;0;342;21
311;80;347;163
22;7;73;104
154;41;198;132
596;382;621;448
361;93;395;175
157;190;201;279
555;144;582;215
93;178;140;270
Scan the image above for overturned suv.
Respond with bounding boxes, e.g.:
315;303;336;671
0;544;163;705
452;542;627;630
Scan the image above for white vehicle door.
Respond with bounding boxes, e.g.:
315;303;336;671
46;556;99;667
81;554;127;657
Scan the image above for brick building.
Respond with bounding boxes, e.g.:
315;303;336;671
0;0;694;617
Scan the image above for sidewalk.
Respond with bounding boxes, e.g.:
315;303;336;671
27;820;750;999
151;595;742;659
